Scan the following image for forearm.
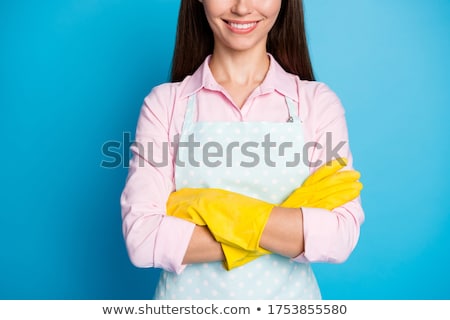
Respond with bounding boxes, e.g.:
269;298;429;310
260;207;304;258
182;207;305;262
182;226;225;264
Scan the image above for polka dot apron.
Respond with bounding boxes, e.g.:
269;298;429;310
154;93;322;300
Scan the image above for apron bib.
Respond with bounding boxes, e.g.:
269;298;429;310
154;94;321;299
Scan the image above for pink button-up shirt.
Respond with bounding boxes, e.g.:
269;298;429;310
120;54;364;274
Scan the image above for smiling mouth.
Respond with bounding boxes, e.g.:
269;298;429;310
223;20;259;32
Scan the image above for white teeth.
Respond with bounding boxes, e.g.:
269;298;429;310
229;22;257;30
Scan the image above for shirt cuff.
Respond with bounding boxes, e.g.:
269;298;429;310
153;216;196;274
291;207;335;263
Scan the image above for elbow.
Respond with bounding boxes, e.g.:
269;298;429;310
122;216;160;269
127;251;146;268
328;247;353;264
127;247;153;268
124;231;155;268
327;222;361;264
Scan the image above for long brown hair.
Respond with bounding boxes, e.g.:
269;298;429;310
170;0;315;82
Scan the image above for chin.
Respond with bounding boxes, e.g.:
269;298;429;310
222;39;266;53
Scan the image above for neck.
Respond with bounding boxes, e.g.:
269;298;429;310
209;45;270;86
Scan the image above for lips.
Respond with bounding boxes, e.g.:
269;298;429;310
223;19;259;34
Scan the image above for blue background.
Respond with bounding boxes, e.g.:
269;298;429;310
1;0;449;299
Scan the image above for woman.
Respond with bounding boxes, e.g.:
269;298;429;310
120;0;364;299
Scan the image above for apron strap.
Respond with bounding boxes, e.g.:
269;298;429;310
285;96;302;123
181;94;197;134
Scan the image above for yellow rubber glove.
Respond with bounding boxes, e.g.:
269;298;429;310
280;158;362;209
166;186;272;270
167;158;363;270
167;187;275;254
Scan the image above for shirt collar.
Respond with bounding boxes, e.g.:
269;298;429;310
180;53;298;102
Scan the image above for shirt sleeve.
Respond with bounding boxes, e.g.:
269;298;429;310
120;84;195;274
292;82;365;264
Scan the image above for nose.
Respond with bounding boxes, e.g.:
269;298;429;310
231;0;254;16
